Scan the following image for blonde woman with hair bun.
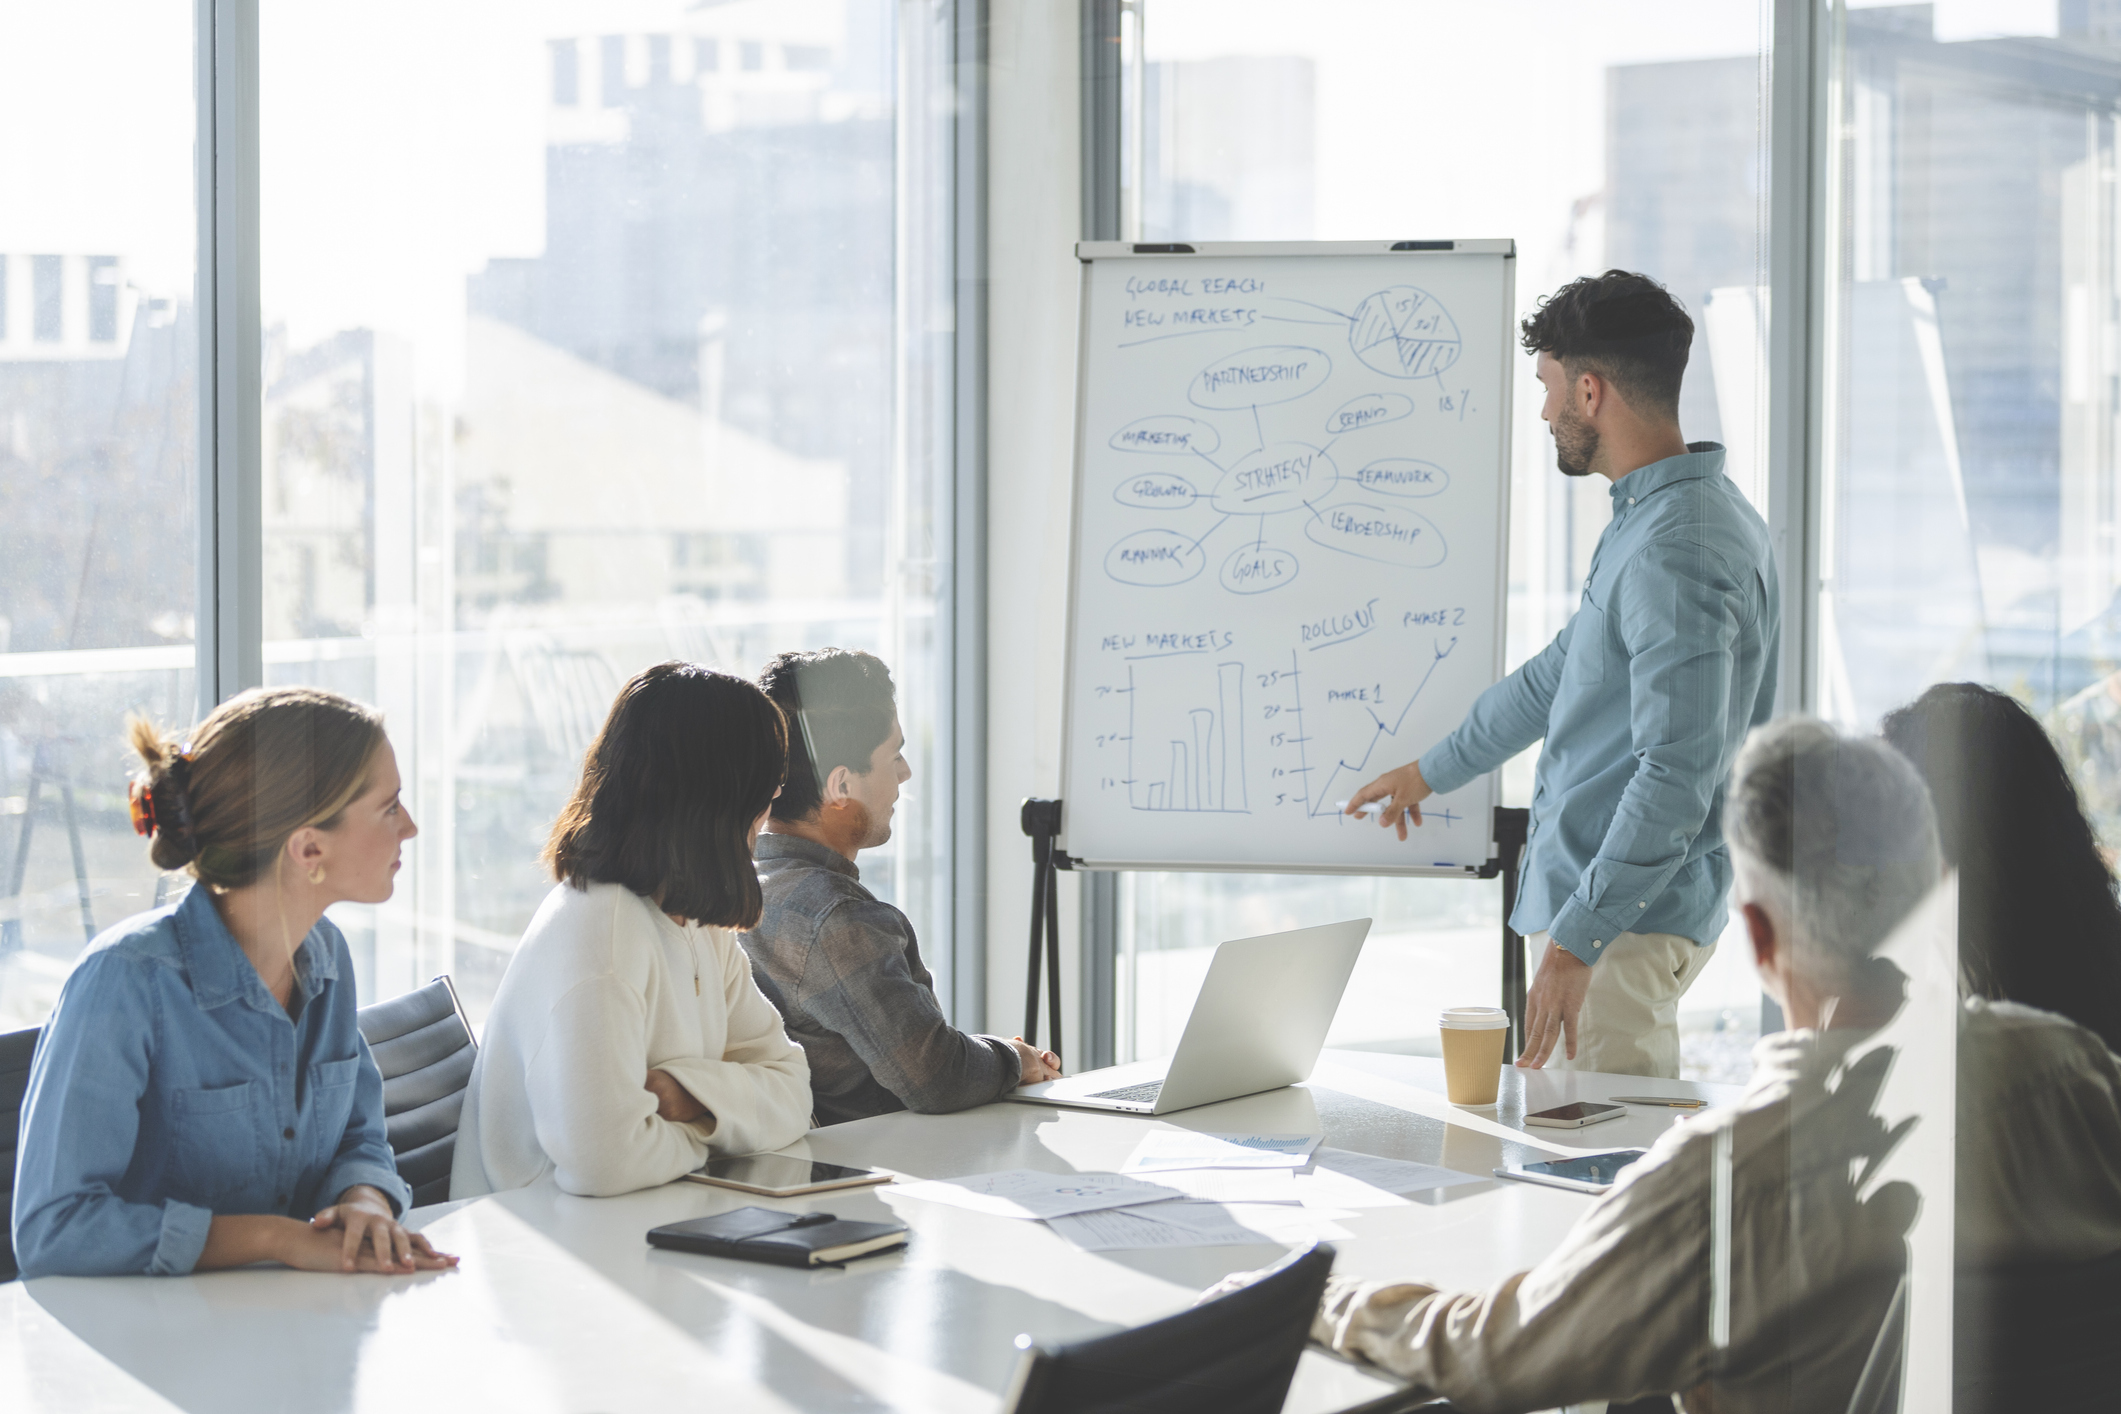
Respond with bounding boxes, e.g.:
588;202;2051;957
10;686;459;1279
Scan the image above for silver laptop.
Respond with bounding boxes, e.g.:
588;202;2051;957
1005;918;1372;1116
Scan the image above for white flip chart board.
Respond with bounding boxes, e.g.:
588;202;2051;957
1059;240;1515;875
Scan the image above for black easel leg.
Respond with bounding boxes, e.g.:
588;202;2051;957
1025;852;1048;1043
1044;860;1063;1063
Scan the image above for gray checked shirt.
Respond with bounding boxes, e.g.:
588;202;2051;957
742;832;1020;1126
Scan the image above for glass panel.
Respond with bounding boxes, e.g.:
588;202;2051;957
1122;0;1772;1078
257;0;950;1019
0;4;198;1029
1823;5;2121;745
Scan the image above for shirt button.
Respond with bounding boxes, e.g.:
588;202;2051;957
275;1193;287;1206
1627;497;1636;505
1637;901;1646;908
283;1127;296;1140
1593;940;1604;948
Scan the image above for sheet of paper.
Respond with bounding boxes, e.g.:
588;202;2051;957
1145;1168;1305;1204
1120;1131;1324;1173
1310;1148;1489;1195
1045;1207;1268;1252
892;1170;1181;1220
1125;1200;1355;1244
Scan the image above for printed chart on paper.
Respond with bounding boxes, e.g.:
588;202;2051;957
1060;242;1514;874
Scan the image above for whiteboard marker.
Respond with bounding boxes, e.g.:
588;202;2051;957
1335;800;1386;816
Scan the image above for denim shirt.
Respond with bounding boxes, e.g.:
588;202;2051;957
1421;445;1780;963
11;886;410;1277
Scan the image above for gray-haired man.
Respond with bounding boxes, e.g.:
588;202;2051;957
1219;718;2121;1413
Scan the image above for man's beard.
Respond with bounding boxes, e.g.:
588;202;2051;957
846;798;893;850
1553;408;1598;478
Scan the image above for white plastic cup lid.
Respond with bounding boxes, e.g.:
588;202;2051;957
1438;1006;1509;1030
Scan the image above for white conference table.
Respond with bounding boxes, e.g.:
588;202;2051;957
0;1052;1738;1414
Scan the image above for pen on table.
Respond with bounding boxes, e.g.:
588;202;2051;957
1609;1095;1707;1109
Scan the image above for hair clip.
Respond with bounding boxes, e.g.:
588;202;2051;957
129;781;158;838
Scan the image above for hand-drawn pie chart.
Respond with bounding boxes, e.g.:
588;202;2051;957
1349;286;1462;379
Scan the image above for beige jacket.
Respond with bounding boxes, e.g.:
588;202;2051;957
1312;1000;2121;1414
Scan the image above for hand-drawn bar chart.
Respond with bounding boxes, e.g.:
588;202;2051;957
1131;661;1249;813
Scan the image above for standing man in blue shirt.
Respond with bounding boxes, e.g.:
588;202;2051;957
1348;271;1780;1078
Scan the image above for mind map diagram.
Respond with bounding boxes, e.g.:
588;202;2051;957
1101;285;1468;599
1082;283;1489;835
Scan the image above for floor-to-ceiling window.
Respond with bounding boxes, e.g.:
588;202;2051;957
0;3;199;1029
1114;0;1776;1082
0;0;963;1028
1822;4;2121;793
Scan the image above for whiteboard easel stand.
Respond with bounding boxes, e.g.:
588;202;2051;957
1020;797;1066;1058
1025;797;1534;1061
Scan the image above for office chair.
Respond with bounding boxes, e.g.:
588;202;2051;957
1954;1247;2121;1413
1000;1241;1336;1414
355;977;477;1209
0;1025;41;1281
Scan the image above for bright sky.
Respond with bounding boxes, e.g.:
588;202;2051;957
0;0;849;397
1146;0;1770;294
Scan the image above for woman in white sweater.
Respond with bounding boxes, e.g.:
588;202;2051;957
452;663;812;1198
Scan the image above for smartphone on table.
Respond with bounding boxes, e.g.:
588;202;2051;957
1524;1101;1626;1129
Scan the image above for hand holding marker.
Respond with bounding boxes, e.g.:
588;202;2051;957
1340;760;1435;841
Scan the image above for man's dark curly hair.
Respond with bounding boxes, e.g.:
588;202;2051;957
1519;270;1694;419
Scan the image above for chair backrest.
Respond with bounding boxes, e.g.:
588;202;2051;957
1;1025;42;1282
1954;1247;2121;1414
355;977;476;1209
1000;1242;1336;1414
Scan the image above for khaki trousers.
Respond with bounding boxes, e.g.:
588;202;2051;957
1525;929;1715;1079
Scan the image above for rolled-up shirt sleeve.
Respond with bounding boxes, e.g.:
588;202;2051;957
1546;539;1749;964
798;898;1019;1114
12;952;211;1277
1419;626;1571;795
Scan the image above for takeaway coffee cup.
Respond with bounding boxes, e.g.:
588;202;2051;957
1438;1006;1510;1107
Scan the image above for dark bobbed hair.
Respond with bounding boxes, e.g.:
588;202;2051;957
756;648;897;822
1520;270;1694;419
544;661;788;929
1881;682;2121;1052
128;687;387;889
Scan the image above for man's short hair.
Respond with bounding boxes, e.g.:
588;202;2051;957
1519;270;1694;419
757;649;897;822
1725;717;1942;975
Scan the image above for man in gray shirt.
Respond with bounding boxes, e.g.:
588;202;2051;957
744;649;1059;1126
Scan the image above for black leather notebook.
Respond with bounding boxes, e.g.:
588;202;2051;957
647;1206;908;1267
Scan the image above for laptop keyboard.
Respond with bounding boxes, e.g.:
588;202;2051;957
1088;1081;1164;1104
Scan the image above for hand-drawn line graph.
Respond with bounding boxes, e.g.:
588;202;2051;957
1117;660;1252;813
1305;635;1460;818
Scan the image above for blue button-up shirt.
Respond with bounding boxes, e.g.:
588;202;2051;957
1421;444;1780;964
11;886;410;1277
